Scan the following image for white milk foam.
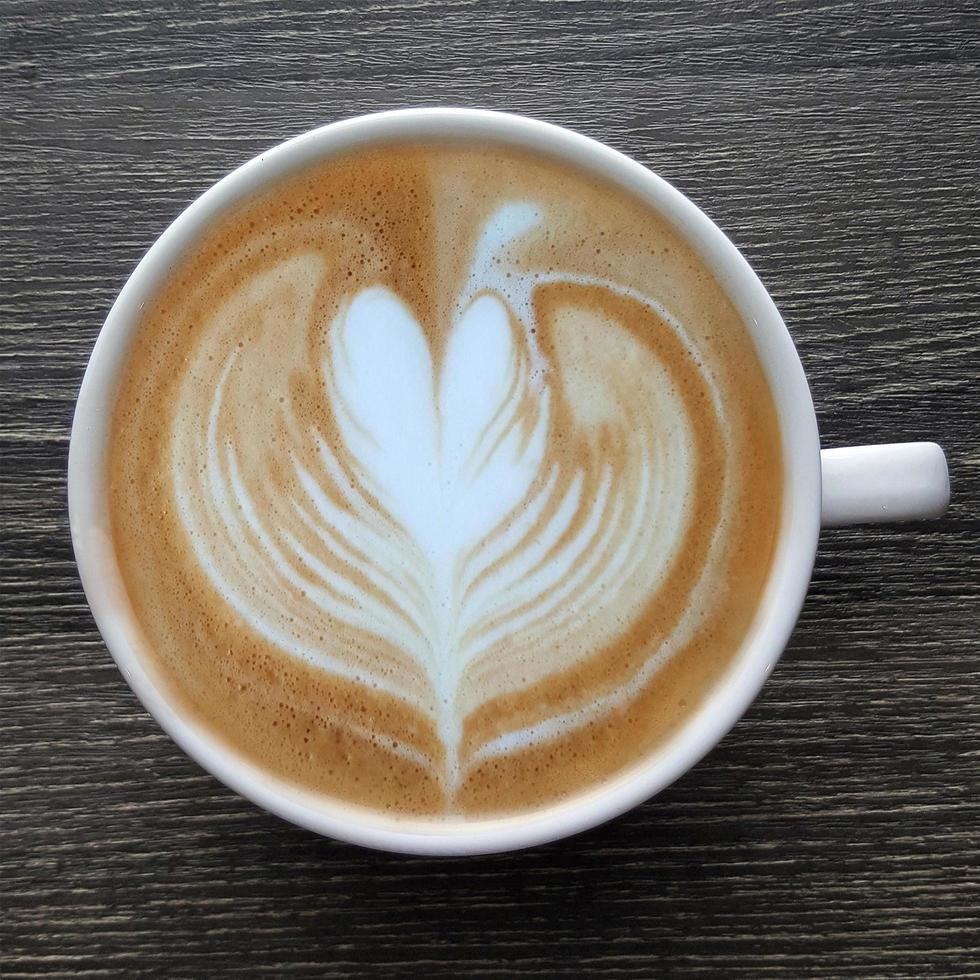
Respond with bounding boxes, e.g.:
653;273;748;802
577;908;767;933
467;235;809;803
169;200;732;793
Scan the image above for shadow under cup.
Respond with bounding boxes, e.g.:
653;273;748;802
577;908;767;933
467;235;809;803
69;109;822;855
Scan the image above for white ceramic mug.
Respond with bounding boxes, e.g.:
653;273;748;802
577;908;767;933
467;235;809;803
69;109;950;855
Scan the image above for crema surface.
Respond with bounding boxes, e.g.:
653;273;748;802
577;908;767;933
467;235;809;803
109;143;783;817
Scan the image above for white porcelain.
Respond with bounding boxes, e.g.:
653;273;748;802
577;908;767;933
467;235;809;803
820;442;949;526
68;108;950;855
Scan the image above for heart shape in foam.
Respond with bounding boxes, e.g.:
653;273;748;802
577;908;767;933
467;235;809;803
171;208;709;794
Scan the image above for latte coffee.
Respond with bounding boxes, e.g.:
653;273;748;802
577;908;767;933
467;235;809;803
109;141;783;818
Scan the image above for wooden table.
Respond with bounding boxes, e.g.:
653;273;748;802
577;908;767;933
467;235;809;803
3;2;978;975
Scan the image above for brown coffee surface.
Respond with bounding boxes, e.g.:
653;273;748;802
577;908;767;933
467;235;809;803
108;142;783;818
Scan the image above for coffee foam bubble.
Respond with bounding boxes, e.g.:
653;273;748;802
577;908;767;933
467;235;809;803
109;144;782;816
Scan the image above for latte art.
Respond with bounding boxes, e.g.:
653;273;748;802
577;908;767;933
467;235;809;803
110;144;782;816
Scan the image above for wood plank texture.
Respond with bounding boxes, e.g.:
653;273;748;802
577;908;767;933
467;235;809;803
2;1;978;976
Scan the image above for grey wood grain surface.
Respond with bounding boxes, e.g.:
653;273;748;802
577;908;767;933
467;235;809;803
2;1;978;976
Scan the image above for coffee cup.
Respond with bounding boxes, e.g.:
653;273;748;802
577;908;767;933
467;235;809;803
69;109;949;854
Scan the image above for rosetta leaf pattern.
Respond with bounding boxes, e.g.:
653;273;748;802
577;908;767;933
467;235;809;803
173;206;701;792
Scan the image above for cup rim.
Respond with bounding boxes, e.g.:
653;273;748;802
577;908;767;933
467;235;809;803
68;107;821;855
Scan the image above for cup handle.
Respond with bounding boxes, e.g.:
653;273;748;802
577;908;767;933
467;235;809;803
820;442;950;527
